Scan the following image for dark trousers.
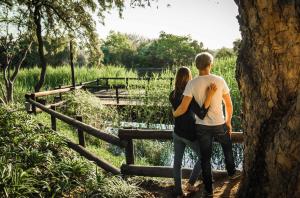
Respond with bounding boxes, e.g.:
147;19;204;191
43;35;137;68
195;124;236;192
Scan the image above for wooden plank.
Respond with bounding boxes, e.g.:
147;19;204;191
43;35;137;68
36;100;66;113
84;84;126;89
119;129;172;140
118;129;244;143
32;85;83;97
28;99;124;147
54;80;98;89
97;77;173;80
121;164;231;180
67;140;120;175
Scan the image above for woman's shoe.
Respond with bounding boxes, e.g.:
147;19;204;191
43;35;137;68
185;183;200;192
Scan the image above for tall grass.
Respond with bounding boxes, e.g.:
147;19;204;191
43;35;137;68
14;65;138;101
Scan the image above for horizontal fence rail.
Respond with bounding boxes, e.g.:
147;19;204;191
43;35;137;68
121;164;240;180
28;85;84;98
97;77;173;81
27;99;124;147
119;129;243;143
67;139;121;175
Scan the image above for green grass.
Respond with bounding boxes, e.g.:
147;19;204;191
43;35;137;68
0;104;145;197
13;65;138;102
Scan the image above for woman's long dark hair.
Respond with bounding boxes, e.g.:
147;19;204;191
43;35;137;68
173;66;191;97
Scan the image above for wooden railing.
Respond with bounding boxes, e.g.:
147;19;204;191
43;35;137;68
25;80;243;178
85;77;174;105
26;93;244;179
25;77;174;108
118;129;243;179
95;77;174;89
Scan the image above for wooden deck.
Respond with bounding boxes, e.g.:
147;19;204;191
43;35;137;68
93;89;163;106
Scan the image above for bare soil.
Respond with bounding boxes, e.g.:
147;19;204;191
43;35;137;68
138;176;241;198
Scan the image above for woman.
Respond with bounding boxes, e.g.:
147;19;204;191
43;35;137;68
169;66;216;197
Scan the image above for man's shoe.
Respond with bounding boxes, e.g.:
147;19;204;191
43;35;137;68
229;171;241;180
202;189;213;197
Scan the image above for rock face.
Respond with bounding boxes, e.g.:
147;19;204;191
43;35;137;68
234;1;300;197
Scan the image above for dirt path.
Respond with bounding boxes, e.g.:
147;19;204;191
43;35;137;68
138;176;241;198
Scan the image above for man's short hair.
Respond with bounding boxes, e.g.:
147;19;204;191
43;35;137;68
195;52;214;70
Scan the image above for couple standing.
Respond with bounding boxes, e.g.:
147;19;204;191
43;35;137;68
169;52;240;197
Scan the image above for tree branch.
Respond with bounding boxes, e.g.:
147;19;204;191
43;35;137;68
10;41;33;82
43;3;75;31
3;54;9;87
0;82;7;104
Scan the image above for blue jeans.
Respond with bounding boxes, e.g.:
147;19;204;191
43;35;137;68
196;124;236;193
173;133;202;195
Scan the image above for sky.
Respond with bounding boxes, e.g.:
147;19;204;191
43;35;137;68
96;0;241;50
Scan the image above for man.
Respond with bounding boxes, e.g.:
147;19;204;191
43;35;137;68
173;52;240;197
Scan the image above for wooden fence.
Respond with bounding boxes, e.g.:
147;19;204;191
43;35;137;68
25;80;243;179
86;77;174;105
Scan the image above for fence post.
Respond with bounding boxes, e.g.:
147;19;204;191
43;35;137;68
170;77;173;90
76;115;85;147
50;105;57;131
125;78;129;88
30;93;36;114
58;85;63;100
106;78;109;91
116;86;119;104
125;139;135;165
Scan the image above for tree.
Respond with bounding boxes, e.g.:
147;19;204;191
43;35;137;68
101;31;137;67
0;0;154;91
215;47;235;58
0;5;33;103
235;1;300;197
138;32;204;68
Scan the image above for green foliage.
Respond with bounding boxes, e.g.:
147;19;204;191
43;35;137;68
23;36;72;67
215;47;235;59
92;175;144;198
0;105;144;197
138;31;204;68
102;31;138;67
101;31;204;68
64;89;121;130
135;140;172;166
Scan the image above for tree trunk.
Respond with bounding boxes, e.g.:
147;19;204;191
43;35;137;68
235;1;300;197
70;40;76;87
6;81;13;103
34;6;47;92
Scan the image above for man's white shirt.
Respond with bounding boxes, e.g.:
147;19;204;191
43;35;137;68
183;74;230;126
